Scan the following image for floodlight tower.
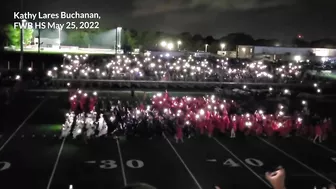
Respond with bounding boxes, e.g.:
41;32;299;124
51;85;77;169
116;27;122;54
19;19;27;70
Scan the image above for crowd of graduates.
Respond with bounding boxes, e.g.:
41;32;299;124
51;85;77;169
66;89;333;143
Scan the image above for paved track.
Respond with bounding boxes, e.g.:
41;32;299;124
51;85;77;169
0;93;336;189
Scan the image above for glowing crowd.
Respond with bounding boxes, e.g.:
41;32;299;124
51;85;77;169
61;90;333;143
47;54;305;83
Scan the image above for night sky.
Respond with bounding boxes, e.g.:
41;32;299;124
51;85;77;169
2;0;336;41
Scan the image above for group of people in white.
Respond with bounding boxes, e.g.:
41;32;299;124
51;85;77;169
60;111;109;139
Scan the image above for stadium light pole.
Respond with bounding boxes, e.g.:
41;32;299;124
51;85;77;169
177;40;182;50
58;28;61;49
205;44;209;52
116;27;122;53
19;19;27;70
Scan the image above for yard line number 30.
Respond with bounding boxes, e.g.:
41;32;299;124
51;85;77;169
99;159;144;169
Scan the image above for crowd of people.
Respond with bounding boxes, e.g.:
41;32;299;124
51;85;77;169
47;54;308;83
61;89;333;143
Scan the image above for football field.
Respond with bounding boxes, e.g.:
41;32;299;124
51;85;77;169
0;93;336;189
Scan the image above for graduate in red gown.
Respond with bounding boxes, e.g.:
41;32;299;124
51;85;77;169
230;115;237;138
313;124;323;143
89;96;97;112
70;97;77;111
175;118;184;143
79;95;86;112
207;117;215;137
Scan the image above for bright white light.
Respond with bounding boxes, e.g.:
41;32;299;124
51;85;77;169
317;88;321;93
294;55;301;62
245;121;252;127
93;91;97;96
269;87;273;91
15;75;20;80
167;43;174;50
67;82;70;86
27;67;32;72
160;41;167;47
53;67;58;71
302;100;306;105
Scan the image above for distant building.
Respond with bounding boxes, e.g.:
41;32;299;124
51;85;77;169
237;45;336;61
217;50;237;58
33;37;59;48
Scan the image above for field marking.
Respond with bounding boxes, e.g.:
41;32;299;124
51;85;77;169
116;139;127;186
258;137;336;185
299;136;336;155
46;137;66;189
213;137;272;188
163;133;203;189
0;98;47;153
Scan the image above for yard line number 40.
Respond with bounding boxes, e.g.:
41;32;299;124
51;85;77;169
0;162;10;171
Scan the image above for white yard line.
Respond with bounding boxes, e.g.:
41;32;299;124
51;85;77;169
258;137;336;185
0;98;46;152
46;137;66;189
116;139;127;186
163;133;203;189
213;137;272;188
299;136;336;155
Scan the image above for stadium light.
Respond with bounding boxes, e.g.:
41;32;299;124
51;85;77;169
220;43;226;51
167;43;174;50
205;44;209;52
160;41;167;47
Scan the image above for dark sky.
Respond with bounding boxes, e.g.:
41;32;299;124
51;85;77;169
2;0;336;41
